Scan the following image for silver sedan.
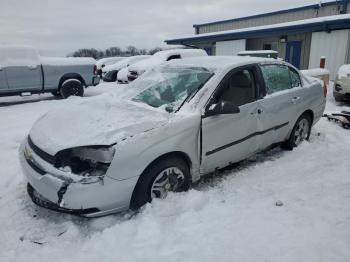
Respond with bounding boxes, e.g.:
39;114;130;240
20;56;326;217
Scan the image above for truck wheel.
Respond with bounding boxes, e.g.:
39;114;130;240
51;90;61;97
60;79;84;99
130;156;191;210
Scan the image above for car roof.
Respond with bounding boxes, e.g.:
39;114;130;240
167;56;276;71
154;48;207;58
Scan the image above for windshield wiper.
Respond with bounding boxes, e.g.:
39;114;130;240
174;72;214;113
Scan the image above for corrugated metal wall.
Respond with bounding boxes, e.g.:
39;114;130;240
309;29;350;79
198;4;343;34
246;33;312;69
216;40;246;55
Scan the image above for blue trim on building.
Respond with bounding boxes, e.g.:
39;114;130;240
166;17;350;45
192;0;345;29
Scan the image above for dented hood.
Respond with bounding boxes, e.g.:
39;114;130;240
29;97;169;155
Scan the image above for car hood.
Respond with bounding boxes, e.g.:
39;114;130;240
29;96;169;155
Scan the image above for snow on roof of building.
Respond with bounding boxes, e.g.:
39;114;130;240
166;13;350;44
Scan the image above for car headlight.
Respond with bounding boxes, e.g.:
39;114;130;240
55;146;115;178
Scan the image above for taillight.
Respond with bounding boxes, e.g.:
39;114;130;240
323;80;327;97
93;65;97;75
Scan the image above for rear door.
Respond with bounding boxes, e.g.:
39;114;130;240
4;48;42;91
256;64;302;149
201;65;261;173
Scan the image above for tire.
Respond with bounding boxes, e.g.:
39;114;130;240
51;90;61;97
281;113;312;150
130;156;191;210
60;79;84;99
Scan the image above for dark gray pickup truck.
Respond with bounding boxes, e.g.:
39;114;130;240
0;46;100;98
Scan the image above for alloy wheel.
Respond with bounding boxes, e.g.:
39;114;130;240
150;167;185;199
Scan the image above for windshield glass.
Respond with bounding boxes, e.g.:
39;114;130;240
131;66;213;112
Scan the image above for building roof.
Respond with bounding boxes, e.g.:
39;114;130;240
192;0;346;29
165;13;350;45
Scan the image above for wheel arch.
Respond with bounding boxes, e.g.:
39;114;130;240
142;151;192;174
58;73;86;89
129;151;193;209
302;109;314;125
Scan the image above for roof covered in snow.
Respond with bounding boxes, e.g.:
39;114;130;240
166;13;350;45
166;56;274;70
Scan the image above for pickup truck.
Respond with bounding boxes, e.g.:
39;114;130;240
0;46;100;99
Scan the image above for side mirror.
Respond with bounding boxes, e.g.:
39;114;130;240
205;101;240;117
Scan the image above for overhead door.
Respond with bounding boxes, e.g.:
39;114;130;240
308;30;350;79
216;40;246;56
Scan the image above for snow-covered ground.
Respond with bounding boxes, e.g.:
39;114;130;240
1;82;350;262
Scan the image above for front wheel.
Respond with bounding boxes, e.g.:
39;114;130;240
281;113;312;150
60;79;84;99
130;157;191;210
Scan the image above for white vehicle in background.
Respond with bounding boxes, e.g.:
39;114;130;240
20;56;325;217
102;55;150;82
0;45;99;98
237;50;279;59
117;67;129;84
96;57;124;77
334;64;350;101
127;49;208;82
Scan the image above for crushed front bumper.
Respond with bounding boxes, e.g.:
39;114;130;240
19;140;139;217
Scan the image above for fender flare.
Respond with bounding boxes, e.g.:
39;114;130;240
58;73;86;89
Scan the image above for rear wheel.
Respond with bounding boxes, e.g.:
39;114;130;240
130;157;191;210
60;79;84;99
282;113;312;150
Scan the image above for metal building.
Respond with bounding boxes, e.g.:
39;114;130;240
165;0;350;79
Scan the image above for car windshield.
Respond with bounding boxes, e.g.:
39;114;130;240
132;66;213;112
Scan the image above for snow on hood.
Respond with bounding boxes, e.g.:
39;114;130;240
29;95;169;155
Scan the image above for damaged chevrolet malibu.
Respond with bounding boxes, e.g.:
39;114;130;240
20;56;326;217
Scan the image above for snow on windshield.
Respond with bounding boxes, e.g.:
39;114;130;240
131;66;213;112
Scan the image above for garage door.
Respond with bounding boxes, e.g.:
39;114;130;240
309;30;350;79
216;40;246;56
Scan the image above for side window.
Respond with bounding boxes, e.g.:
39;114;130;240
214;68;256;107
260;64;291;94
167;54;181;61
289;67;302;88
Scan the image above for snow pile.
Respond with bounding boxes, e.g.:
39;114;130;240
0;82;350;261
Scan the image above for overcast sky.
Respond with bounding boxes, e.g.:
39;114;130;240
0;0;322;56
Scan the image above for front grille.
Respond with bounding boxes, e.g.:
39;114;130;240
28;136;55;164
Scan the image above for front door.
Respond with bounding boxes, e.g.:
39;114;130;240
201;66;261;173
285;41;302;69
4;48;42;91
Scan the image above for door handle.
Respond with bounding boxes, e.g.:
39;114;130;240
291;96;300;104
28;65;38;70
